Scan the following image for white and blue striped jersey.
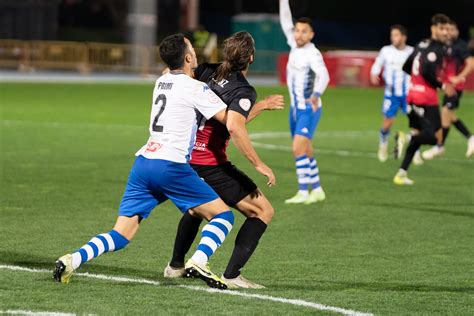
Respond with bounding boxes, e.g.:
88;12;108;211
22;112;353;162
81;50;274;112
370;45;414;97
135;73;227;163
279;0;330;110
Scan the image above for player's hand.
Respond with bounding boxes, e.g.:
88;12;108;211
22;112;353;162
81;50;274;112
370;75;380;85
443;83;457;97
449;75;465;85
263;94;285;110
307;96;319;112
255;162;276;187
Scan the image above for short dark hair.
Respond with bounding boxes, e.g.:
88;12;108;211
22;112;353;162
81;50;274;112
295;17;314;31
390;24;407;36
159;33;189;70
431;13;450;26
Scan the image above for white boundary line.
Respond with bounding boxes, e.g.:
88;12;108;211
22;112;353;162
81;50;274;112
2;121;469;163
249;132;473;164
0;264;373;316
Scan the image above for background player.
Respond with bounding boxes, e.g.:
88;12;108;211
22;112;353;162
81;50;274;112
370;25;414;162
422;20;474;159
53;34;234;289
393;14;455;185
164;31;284;289
279;0;330;204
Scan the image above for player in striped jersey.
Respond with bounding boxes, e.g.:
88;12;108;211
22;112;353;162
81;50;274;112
370;25;416;162
52;34;234;289
279;0;330;205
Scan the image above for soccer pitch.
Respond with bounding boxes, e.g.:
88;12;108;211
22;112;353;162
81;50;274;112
1;82;473;315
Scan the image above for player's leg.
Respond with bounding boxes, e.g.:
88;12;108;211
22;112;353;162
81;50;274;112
286;108;314;204
446;91;474;157
422;95;453;160
161;162;234;289
379;97;397;162
305;107;325;204
222;190;273;289
53;156;161;283
395;106;438;185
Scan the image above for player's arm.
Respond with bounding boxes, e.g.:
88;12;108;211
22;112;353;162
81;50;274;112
420;49;456;97
450;57;474;84
307;52;330;111
370;48;385;84
246;94;285;123
226;110;276;187
279;0;296;47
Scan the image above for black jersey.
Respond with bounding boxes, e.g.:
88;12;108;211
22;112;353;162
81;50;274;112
194;63;257;118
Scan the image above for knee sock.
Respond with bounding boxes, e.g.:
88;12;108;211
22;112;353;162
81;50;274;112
308;157;321;190
380;128;390;145
295;155;310;193
453;120;471;139
223;218;267;279
71;230;129;270
441;127;450;146
190;211;234;265
170;212;203;268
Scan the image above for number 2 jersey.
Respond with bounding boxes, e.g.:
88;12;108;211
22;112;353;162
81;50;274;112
135;72;227;163
403;39;446;106
190;63;257;166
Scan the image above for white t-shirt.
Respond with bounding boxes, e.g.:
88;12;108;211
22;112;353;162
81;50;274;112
135;73;227;163
370;45;414;97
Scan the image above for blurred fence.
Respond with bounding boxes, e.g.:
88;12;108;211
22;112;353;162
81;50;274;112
0;39;219;75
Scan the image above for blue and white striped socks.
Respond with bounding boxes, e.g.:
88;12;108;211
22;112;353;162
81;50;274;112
191;210;234;265
380;128;390;145
295;155;311;193
309;157;321;190
295;155;322;192
71;230;129;270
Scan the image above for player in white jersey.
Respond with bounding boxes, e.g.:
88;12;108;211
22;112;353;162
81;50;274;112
279;0;330;204
370;25;417;162
53;34;234;290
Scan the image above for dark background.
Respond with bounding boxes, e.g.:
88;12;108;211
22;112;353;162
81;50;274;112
1;0;473;49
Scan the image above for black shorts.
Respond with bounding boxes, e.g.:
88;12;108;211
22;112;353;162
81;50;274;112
443;90;463;110
191;162;258;207
408;104;441;133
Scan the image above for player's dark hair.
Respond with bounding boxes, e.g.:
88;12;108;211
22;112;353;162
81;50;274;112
448;19;457;27
159;33;189;70
215;31;255;82
431;13;450;26
295;17;314;31
390;24;407;36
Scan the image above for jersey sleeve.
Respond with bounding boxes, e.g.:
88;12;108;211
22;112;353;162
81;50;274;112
370;47;386;76
420;47;443;89
279;0;296;48
192;81;227;120
227;86;257;119
309;50;330;96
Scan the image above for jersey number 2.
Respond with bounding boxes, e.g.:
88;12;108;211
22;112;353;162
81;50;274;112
152;94;167;132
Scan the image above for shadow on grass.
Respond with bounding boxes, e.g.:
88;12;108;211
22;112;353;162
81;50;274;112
369;202;474;219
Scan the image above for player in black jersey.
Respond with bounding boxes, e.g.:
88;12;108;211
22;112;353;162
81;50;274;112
163;32;285;288
422;20;474;159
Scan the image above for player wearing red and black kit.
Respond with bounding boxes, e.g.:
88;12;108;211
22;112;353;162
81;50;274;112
191;63;259;204
399;38;447;172
167;62;273;286
440;35;474;147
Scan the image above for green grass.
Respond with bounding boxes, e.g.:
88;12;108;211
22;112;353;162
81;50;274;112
1;82;473;315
